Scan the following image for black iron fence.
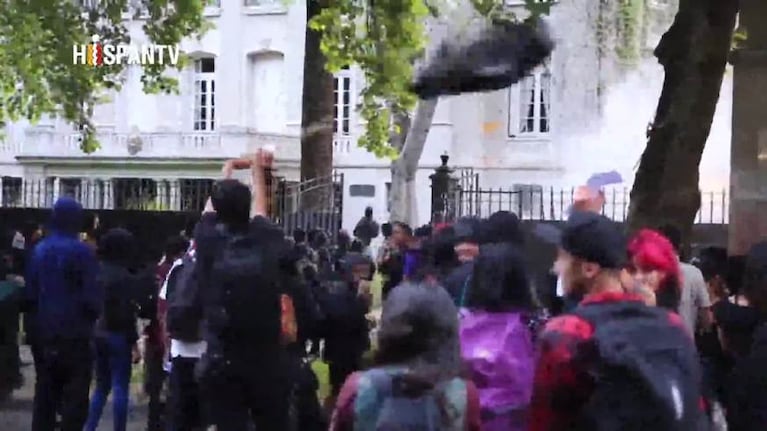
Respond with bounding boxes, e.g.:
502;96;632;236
1;173;344;236
272;172;344;235
0;177;215;212
425;155;730;225
449;184;729;224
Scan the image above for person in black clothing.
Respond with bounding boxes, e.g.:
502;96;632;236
420;224;459;284
144;235;189;431
353;206;379;248
84;228;145;431
293;228;307;247
693;247;731;424
726;241;767;430
379;222;411;299
195;151;300;431
443;217;482;307
0;247;24;401
319;252;372;410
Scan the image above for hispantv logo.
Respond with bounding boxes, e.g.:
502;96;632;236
73;35;180;67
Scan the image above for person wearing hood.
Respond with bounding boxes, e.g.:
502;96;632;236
25;197;102;431
85;228;145;431
329;282;481;430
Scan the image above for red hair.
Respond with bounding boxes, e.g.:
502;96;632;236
627;229;681;310
628;229;679;276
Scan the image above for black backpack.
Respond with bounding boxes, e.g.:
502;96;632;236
210;234;282;344
571;301;702;431
166;255;203;343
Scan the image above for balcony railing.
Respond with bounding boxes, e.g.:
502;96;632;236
15;129;300;160
333;135;354;155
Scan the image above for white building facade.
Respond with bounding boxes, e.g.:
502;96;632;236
0;0;732;229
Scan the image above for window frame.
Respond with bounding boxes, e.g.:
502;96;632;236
508;61;552;138
333;66;353;136
193;57;216;132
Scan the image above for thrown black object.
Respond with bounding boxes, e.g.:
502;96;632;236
412;18;554;99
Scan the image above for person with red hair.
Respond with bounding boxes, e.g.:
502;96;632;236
627;229;682;312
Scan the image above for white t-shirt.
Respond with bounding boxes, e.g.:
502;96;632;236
159;258;207;360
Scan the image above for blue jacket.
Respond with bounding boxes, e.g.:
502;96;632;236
25;197;101;341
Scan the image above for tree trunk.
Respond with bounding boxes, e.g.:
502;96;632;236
389;99;439;225
299;0;335;210
626;0;739;246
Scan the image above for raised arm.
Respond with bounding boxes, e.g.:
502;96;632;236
250;148;273;218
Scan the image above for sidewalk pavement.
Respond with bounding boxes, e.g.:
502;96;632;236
0;346;150;431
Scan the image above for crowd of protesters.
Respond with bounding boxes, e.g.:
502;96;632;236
2;152;767;431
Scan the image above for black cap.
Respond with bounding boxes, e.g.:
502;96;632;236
535;211;626;269
454;217;482;244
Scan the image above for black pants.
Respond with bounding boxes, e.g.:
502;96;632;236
144;343;167;431
201;354;291;431
32;338;93;431
0;299;21;398
167;356;203;431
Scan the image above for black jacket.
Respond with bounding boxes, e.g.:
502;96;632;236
97;262;142;343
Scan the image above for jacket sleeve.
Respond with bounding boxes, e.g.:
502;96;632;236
22;248;39;313
78;244;103;321
529;315;594;431
352;218;365;239
194;213;219;305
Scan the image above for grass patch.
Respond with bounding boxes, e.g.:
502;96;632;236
311;360;330;401
371;273;383;310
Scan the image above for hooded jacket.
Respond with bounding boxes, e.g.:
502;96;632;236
25;198;101;341
97;228;142;343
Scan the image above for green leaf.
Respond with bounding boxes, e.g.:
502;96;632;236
312;0;549;158
0;0;208;153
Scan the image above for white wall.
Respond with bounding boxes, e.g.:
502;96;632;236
1;0;733;230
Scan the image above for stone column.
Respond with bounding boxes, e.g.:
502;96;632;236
80;178;90;208
90;179;100;209
29;178;40;208
104;179;114;209
728;0;767;255
52;177;61;203
169;180;181;211
157;180;169;210
22;179;30;208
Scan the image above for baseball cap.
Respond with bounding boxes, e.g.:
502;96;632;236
454;217;482;244
535;211;626;269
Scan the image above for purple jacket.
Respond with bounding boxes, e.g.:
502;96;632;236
459;309;535;431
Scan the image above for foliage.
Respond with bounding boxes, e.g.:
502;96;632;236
310;0;552;158
0;0;208;153
616;0;645;63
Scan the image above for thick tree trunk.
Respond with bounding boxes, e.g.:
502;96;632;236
626;0;739;245
389;99;438;225
299;0;335;210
